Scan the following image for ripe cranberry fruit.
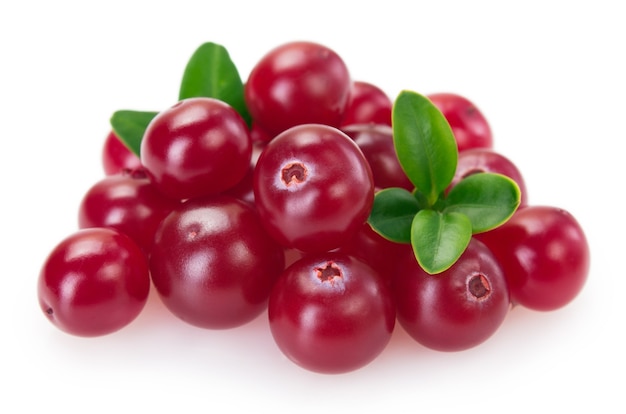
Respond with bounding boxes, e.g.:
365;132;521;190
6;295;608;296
102;130;142;175
336;222;410;284
268;252;395;374
253;124;375;253
140;97;251;200
342;123;414;191
341;81;392;126
476;205;589;311
449;148;528;207
245;41;352;136
393;238;510;352
78;169;180;255
38;227;150;337
427;93;493;152
150;195;285;329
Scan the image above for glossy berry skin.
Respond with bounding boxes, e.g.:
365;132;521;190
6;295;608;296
78;169;180;255
140;97;251;200
428;93;493;152
253;124;375;253
150;195;285;329
341;81;392;127
342;123;413;191
336;222;410;284
393;238;510;352
268;252;395;374
476;205;589;311
102;130;142;175
449;148;528;207
38;228;150;337
245;41;351;137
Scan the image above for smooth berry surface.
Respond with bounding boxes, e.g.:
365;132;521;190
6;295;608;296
342;123;414;191
393;238;510;352
268;252;395;374
253;123;374;252
150;195;285;329
341;81;392;126
245;41;352;136
102;130;142;175
78;169;180;254
428;92;493;152
476;205;589;311
38;227;150;337
140;97;251;200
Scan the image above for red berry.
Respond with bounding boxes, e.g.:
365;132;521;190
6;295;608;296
342;123;413;191
341;81;392;126
268;252;395;374
393;238;510;352
38;228;150;337
245;41;351;136
476;205;589;311
140;97;251;200
428;93;493;151
449;148;528;207
253;124;374;252
101;130;142;175
78;169;180;255
150;195;285;329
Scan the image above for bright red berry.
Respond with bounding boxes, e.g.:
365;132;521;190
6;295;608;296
245;41;352;137
476;205;589;311
38;228;150;337
268;252;395;374
140;97;251;200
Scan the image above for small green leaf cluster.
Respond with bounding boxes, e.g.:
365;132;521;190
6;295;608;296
109;42;249;156
368;91;521;274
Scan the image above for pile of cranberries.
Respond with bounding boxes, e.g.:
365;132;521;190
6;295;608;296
37;41;590;374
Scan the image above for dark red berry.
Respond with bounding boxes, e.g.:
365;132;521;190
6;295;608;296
150;195;285;329
38;228;150;337
245;41;351;136
253;124;374;252
140;97;251;200
102;130;142;175
78;169;180;254
428;93;493;151
393;238;510;352
268;252;395;374
341;81;392;126
476;205;589;311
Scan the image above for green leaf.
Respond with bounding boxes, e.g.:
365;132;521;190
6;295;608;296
392;90;458;206
179;42;251;126
444;172;521;233
411;209;472;274
368;187;421;243
110;110;158;157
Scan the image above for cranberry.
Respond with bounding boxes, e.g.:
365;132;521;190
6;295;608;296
393;238;510;351
78;169;180;255
253;124;375;253
140;97;252;200
102;130;142;175
342;123;414;191
476;205;589;311
150;195;285;329
268;252;395;374
449;148;528;207
336;222;410;284
428;93;493;151
245;41;352;136
38;228;150;337
341;81;392;126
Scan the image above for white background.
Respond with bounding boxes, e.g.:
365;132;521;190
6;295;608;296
1;1;623;412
